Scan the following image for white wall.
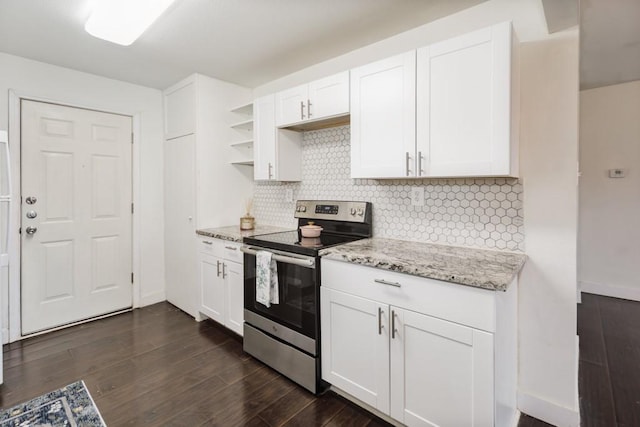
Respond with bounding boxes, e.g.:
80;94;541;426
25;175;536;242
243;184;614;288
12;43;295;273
518;31;580;426
0;52;166;321
579;81;640;301
253;1;580;425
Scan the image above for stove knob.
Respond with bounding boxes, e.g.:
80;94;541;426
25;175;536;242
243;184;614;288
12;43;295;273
296;206;300;212
357;208;364;216
300;206;307;212
350;208;357;216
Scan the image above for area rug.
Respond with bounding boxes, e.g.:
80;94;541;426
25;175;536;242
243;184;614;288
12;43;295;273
0;380;106;426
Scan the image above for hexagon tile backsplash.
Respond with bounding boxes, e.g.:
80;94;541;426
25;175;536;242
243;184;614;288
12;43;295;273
254;126;524;252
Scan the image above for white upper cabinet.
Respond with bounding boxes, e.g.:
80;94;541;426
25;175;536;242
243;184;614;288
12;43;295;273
253;95;277;180
417;21;518;177
164;78;196;140
351;21;518;179
254;95;302;181
350;52;416;178
275;71;350;127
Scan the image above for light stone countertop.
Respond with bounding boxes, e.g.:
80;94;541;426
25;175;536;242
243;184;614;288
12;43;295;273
196;225;292;242
319;237;526;291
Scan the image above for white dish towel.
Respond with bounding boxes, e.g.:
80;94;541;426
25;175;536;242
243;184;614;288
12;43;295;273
256;250;279;308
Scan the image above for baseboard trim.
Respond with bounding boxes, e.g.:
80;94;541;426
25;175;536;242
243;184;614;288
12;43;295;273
140;291;166;307
580;280;640;302
517;392;579;427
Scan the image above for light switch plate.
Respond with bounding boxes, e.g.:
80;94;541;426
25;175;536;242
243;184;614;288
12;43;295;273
410;187;425;206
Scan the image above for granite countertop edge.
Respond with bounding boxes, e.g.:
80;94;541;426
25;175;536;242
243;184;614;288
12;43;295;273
196;225;292;242
319;238;527;292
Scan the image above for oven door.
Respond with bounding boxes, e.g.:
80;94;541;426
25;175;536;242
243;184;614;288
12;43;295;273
242;246;318;347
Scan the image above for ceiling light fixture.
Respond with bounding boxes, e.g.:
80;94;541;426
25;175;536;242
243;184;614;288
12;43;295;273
85;0;177;46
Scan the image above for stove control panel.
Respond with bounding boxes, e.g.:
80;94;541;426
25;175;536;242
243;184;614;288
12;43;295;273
294;200;371;223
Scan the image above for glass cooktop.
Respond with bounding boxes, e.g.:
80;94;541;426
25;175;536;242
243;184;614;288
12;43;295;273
243;230;362;256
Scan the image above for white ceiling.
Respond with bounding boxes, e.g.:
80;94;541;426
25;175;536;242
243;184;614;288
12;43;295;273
0;0;486;90
1;0;638;91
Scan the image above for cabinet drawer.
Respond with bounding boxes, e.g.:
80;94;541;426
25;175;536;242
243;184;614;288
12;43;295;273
220;241;243;263
198;237;216;254
321;258;496;332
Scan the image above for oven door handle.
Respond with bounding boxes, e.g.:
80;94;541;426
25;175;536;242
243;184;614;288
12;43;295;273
241;246;316;269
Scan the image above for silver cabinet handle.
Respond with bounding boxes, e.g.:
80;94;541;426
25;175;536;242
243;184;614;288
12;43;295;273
224;246;237;251
202;241;213;245
222;263;227;279
418;151;424;176
25;226;37;235
300;101;306;120
307;99;312;118
268;162;273;180
374;279;402;288
216;260;221;277
378;307;383;335
405;152;411;177
391;310;397;339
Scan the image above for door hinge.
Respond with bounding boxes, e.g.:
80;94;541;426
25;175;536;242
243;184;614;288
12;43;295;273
131;203;134;214
131;272;134;284
131;133;134;144
19;227;21;235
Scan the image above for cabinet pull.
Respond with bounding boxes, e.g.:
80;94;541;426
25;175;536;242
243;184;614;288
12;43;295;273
202;241;213;245
391;310;397;339
300;101;306;120
307;99;312;118
374;278;402;288
405;152;411;176
216;260;221;277
268;162;273;180
418;151;424;176
224;246;237;251
222;263;227;279
378;307;383;335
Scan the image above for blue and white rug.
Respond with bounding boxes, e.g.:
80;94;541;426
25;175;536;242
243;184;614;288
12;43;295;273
0;380;106;426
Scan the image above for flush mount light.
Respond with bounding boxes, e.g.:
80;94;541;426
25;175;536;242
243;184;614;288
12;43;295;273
85;0;177;46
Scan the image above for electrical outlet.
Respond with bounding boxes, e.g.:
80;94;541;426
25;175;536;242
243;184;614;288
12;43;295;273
285;189;294;202
410;187;424;206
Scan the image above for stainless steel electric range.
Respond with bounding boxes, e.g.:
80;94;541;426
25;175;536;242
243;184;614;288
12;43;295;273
241;200;372;393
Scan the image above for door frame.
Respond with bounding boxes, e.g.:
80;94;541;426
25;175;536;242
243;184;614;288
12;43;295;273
6;90;142;343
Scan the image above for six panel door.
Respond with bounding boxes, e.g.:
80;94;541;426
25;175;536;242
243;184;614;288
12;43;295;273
21;100;133;334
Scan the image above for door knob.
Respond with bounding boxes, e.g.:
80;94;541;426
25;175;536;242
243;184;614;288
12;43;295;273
25;226;37;235
26;210;37;219
26;196;37;205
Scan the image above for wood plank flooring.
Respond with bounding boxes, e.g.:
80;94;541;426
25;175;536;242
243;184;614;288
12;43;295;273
2;293;638;426
0;303;389;426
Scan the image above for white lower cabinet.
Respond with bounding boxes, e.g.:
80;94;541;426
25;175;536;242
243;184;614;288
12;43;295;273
321;258;517;427
198;238;244;336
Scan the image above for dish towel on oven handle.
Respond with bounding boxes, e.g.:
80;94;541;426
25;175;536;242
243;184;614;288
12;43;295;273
256;250;279;307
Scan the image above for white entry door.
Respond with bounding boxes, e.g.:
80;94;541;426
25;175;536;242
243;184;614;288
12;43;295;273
20;100;133;335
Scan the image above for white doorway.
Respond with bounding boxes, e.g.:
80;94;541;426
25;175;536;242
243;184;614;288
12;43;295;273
20;100;133;335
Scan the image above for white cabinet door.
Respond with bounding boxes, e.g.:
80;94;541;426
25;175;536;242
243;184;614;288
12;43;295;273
351;52;416;178
164;78;196;140
224;260;244;336
390;308;494;427
165;135;198;318
199;252;225;324
321;288;390;414
275;84;308;126
307;71;349;121
417;22;514;177
253;95;277;180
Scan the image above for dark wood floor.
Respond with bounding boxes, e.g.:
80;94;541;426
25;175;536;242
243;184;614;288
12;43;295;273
1;303;390;426
1;293;638;426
